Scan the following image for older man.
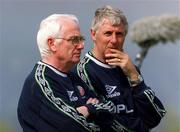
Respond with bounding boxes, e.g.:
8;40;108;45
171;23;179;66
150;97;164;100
17;14;114;132
74;5;166;132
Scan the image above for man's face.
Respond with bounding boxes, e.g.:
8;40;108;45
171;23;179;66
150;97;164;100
91;18;126;61
54;20;84;65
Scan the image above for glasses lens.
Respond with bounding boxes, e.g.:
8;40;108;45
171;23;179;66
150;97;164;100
70;36;85;44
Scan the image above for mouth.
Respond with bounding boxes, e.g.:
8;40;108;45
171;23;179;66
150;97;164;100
75;52;81;55
74;52;81;57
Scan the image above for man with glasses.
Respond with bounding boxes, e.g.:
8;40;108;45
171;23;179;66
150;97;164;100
17;14;114;132
73;5;166;131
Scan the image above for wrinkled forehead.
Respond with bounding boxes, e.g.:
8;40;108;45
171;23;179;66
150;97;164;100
99;18;125;31
59;19;80;37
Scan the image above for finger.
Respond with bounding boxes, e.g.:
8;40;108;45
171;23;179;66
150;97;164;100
105;51;125;59
95;99;99;104
106;58;125;67
91;98;98;104
86;98;93;104
87;98;99;104
106;62;121;67
109;48;124;54
106;58;121;63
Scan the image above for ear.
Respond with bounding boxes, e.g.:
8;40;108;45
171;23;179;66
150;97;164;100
90;29;96;41
47;38;57;52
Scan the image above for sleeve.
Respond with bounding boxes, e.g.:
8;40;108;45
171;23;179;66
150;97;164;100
76;62;166;130
71;66;116;129
84;95;118;132
35;64;100;132
132;77;166;129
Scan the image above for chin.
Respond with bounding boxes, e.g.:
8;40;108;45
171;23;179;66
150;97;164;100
73;58;80;64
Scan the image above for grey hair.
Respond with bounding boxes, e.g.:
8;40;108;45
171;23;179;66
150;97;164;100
91;5;128;34
37;14;79;58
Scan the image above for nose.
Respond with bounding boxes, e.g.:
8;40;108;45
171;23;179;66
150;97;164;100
76;42;84;49
110;34;118;44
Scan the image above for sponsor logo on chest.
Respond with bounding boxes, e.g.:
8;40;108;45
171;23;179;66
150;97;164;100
105;85;120;98
67;91;78;101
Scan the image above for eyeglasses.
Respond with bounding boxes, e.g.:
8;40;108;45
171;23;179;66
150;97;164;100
55;35;85;45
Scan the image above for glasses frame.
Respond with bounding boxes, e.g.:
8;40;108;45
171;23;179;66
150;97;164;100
55;35;85;45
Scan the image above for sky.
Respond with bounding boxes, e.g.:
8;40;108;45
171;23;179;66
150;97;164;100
0;0;180;131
